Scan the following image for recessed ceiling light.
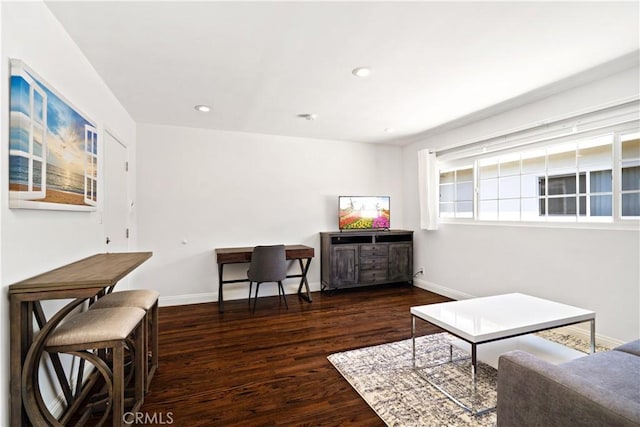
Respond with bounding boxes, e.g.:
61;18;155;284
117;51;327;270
194;104;211;112
298;113;318;121
352;67;371;78
384;128;395;133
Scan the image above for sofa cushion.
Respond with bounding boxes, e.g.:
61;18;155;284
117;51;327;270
615;339;640;357
560;350;640;403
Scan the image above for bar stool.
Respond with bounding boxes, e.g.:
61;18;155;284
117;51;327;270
90;289;159;391
45;307;146;426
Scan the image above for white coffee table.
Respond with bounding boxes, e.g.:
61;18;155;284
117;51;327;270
410;293;595;415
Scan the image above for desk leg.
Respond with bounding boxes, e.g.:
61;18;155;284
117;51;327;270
218;263;225;313
296;258;313;303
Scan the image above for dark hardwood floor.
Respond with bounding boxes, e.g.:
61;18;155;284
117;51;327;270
140;285;449;426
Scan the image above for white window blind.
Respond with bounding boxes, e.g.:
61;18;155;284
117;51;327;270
437;99;639;163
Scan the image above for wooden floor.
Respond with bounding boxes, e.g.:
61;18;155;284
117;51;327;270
140;285;449;426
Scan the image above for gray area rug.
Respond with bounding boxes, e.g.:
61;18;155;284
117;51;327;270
328;331;603;427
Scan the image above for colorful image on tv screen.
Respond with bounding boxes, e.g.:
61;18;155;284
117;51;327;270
339;196;390;229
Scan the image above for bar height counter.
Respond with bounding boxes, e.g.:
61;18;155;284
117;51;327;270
9;251;153;426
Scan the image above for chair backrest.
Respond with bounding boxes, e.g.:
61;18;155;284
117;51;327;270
247;245;287;283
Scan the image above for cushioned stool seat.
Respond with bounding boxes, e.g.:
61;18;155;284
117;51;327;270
90;290;159;391
46;307;146;427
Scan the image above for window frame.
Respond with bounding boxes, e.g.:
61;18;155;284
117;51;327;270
9;69;47;200
436;128;640;230
619;131;640;219
439;166;474;219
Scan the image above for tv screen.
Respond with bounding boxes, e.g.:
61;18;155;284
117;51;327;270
339;196;390;230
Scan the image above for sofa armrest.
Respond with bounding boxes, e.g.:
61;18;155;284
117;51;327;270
497;350;640;427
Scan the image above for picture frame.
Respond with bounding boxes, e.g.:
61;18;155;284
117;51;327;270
9;59;98;211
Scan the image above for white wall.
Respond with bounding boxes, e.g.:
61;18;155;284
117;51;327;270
1;2;137;424
0;2;5;423
1;5;636;425
135;124;404;304
403;65;640;343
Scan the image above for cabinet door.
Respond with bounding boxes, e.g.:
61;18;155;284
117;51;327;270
331;245;359;286
388;243;412;282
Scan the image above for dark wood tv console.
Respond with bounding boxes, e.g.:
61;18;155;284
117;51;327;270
320;230;413;291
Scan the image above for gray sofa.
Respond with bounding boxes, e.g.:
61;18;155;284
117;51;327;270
497;340;640;427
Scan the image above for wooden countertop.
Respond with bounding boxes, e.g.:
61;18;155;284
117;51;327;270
215;245;314;264
9;252;153;294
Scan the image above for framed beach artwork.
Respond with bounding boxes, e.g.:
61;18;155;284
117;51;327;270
9;59;98;211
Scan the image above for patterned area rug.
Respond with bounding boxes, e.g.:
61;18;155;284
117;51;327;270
327;331;604;427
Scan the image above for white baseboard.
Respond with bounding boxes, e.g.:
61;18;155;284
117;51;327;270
159;281;322;307
159;292;217;307
554;325;625;349
48;392;67;419
412;278;624;349
412;278;476;301
47;360;95;418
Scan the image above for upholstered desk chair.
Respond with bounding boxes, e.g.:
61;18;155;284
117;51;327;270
247;245;288;312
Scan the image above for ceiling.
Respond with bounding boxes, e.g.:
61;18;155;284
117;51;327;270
45;1;639;146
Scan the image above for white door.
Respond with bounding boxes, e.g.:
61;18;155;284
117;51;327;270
104;131;129;252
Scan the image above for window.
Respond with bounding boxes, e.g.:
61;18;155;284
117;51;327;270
475;136;613;221
540;137;613;219
437;131;638;224
439;167;473;218
478;152;537;221
621;133;640;217
540;171;611;217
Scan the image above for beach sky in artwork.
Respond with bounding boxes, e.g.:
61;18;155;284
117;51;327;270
9;64;97;206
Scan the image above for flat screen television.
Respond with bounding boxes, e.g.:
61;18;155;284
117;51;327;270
339;196;390;230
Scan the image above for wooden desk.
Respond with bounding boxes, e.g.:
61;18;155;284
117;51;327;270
9;252;152;427
215;245;314;313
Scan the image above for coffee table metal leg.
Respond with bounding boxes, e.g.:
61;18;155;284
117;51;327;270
590;319;596;354
471;344;477;386
411;316;416;368
410;315;494;417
